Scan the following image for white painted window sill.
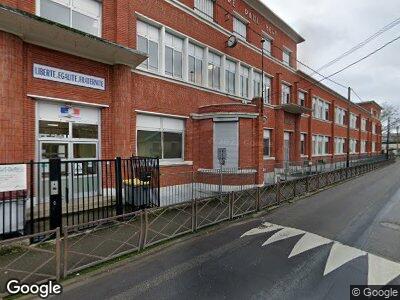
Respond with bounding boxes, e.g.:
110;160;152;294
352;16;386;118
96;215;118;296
160;160;193;166
264;156;275;161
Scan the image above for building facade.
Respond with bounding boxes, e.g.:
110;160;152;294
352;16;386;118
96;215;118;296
0;0;383;186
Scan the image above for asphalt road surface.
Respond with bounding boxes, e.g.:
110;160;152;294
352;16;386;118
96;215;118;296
58;161;400;300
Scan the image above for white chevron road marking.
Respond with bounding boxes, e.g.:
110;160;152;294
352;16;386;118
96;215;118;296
289;232;332;258
324;242;366;276
242;222;400;286
262;227;305;246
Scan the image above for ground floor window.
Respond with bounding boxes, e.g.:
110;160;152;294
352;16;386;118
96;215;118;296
301;134;307;155
137;114;185;160
263;129;271;157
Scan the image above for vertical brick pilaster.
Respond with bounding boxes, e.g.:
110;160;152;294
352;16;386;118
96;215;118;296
293;116;301;163
112;64;133;158
307;88;313;161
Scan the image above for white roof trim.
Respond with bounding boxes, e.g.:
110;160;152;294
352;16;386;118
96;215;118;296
135;110;190;119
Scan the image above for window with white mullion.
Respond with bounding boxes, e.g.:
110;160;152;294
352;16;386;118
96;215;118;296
165;32;183;79
38;0;102;36
233;17;247;39
188;43;204;85
225;59;236;95
240;65;249;98
208;52;221;90
194;0;214;21
281;83;291;104
137;21;160;72
263;37;272;56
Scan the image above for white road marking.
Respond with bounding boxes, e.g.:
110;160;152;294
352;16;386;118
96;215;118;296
242;222;400;285
288;232;332;258
262;227;305;246
324;242;366;276
241;223;283;238
368;254;400;286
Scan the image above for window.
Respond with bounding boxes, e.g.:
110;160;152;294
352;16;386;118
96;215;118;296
137;114;185;160
240;65;249;98
194;0;214;21
349;139;357;154
335;107;346;125
208;52;221;90
72;123;98;139
253;72;271;103
372;142;376;152
233;17;247;39
361;118;367;131
335;137;345;154
281;84;291;104
313;97;330;121
350;113;358;129
301;134;307;155
313;135;329;155
298;91;306;107
360;140;366;153
263;130;271;157
39;121;70;139
165;33;183;78
188;43;203;85
137;21;159;72
225;59;236;94
372;123;376;134
283;49;291;66
38;0;102;36
263;37;272;55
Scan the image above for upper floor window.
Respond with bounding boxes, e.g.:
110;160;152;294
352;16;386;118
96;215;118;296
188;43;204;85
335;107;346;125
283;48;291;66
298;91;306;106
263;129;271;157
372;123;376;134
233;17;247;40
165;33;183;79
240;65;249;98
263;37;272;56
281;84;291;104
225;59;236;95
137;21;159;72
350;113;358;129
208;52;221;90
37;0;102;36
361;118;367;131
194;0;214;21
313;97;330;121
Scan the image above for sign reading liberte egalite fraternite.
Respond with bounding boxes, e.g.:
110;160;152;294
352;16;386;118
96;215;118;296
33;64;106;91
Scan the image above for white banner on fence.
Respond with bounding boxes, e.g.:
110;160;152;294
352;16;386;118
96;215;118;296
0;164;27;192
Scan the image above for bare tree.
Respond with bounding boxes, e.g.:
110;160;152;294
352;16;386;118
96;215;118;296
380;102;400;134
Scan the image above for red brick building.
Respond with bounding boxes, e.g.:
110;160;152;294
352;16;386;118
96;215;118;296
0;0;382;186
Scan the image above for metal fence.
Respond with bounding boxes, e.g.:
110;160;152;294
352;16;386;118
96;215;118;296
0;157;394;295
0;157;160;239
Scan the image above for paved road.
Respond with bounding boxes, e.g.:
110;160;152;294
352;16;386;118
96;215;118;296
58;161;400;300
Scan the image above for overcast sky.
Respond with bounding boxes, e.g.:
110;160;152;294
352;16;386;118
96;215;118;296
264;0;400;108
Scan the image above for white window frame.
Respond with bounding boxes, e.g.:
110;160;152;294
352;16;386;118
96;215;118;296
36;0;102;36
165;32;184;79
281;83;291;104
233;16;247;40
313;97;330;121
194;0;214;21
225;59;236;95
137;20;160;72
208;51;221;90
263;129;271;158
136;115;185;162
282;48;291;67
188;42;204;85
298;91;306;106
240;65;250;99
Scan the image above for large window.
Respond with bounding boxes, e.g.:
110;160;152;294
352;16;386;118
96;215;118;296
360;140;366;153
38;0;102;36
283;49;291;66
263;130;271;157
188;43;203;85
313;135;329;155
240;65;249;98
233;17;247;39
165;33;183;79
194;0;214;21
349;139;357;154
313;97;330;121
301;134;307;155
335;107;346;125
335;137;345;154
253;72;271;104
372;142;376;152
137;21;159;72
298;91;306;107
208;52;221;90
372;123;376;134
225;59;236;95
350;113;358;129
137;114;185;160
263;37;272;56
361;118;367;131
281;84;291;104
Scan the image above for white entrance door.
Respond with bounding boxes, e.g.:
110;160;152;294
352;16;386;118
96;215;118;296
36;102;100;199
213;121;239;169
